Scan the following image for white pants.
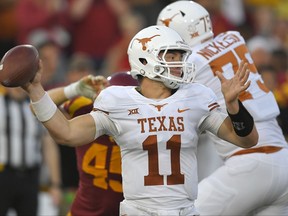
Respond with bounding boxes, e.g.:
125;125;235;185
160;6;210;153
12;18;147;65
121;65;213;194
120;200;199;216
195;148;288;215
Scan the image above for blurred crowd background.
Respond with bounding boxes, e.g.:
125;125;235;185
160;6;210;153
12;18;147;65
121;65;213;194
1;0;288;115
0;0;288;215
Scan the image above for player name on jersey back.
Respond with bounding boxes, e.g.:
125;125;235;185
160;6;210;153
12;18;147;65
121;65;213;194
197;32;241;60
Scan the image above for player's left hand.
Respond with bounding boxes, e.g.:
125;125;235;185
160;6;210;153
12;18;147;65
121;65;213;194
216;60;250;113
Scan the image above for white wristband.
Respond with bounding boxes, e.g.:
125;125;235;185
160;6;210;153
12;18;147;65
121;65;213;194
31;92;57;122
64;82;78;99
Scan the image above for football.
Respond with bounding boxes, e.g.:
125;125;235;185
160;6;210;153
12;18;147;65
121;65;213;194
0;44;39;87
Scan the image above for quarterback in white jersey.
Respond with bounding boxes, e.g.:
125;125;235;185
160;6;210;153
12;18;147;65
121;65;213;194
157;1;288;215
23;25;258;216
92;83;222;210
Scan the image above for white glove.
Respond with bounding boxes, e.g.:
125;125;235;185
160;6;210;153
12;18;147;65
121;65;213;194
64;75;106;100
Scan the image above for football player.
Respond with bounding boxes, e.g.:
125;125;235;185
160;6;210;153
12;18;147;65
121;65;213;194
157;1;288;215
48;72;137;215
23;25;257;215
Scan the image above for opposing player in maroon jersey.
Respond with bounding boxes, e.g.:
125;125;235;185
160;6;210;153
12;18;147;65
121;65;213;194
49;72;138;216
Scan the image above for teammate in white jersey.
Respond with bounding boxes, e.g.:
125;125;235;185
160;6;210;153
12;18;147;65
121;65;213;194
21;25;258;216
157;1;288;215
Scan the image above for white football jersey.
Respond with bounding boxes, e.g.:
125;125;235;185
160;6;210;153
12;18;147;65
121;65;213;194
90;84;225;209
189;31;287;159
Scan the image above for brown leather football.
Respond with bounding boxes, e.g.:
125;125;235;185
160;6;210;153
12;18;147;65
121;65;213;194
0;44;39;87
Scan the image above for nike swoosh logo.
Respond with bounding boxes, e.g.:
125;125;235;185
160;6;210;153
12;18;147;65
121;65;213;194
178;108;190;113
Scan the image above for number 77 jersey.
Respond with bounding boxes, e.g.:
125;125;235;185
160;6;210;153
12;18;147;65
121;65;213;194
190;31;280;122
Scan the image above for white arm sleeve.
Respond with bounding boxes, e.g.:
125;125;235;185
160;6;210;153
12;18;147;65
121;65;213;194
199;110;227;135
89;111;119;139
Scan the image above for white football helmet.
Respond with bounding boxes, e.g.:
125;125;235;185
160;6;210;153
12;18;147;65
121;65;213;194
157;1;213;47
127;25;195;89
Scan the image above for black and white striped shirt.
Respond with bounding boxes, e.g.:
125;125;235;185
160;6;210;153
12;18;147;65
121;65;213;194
0;94;44;169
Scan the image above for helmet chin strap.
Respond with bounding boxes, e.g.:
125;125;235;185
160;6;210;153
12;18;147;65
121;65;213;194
147;73;179;89
153;66;180;89
161;77;180;89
